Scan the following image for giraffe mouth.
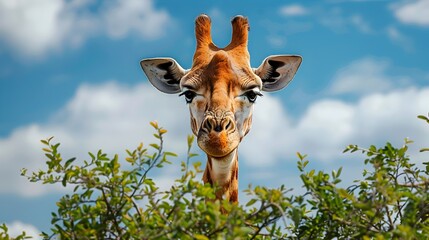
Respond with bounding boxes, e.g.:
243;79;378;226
197;126;240;158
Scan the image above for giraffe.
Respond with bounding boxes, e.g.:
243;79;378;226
140;14;301;203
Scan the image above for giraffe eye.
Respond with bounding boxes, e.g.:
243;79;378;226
179;90;197;103
244;90;262;103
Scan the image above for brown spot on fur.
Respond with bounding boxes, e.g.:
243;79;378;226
196;99;206;110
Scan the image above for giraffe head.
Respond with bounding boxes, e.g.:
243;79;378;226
141;15;301;158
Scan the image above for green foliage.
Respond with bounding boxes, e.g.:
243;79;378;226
294;139;429;239
1;116;429;239
0;224;31;240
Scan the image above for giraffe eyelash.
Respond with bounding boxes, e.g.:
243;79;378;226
243;90;263;103
179;90;197;103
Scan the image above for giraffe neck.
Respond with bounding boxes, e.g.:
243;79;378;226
202;149;239;203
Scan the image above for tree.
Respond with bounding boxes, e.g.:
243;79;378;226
2;116;429;239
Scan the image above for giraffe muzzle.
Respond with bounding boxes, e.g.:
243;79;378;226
197;110;240;157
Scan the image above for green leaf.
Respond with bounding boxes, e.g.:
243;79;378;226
246;198;257;207
20;168;27;176
187;135;195;146
296;152;307;160
337;167;342;177
420;148;429;152
150;121;159;129
194;234;209;240
164;151;178;157
149;143;160;150
417;114;429;123
125;157;136;164
62;174;68;187
64;158;76;169
42;147;52;153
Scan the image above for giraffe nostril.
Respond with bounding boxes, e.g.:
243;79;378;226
202;118;215;133
214;125;222;132
225;120;232;131
206;120;212;131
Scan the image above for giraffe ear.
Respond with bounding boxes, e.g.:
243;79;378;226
254;55;302;92
140;58;187;94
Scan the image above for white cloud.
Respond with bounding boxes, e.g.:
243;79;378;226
5;221;41;240
329;57;411;95
280;5;309;16
329;57;393;95
0;0;171;58
243;87;429;166
103;0;170;39
0;0;64;57
319;8;374;34
319;7;348;32
0;82;190;196
0;124;63;196
266;35;287;48
241;95;293;165
261;18;313;47
53;82;190;154
350;14;372;33
392;0;429;27
386;25;414;51
242;57;428;166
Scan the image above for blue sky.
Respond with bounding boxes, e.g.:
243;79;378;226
1;0;428;237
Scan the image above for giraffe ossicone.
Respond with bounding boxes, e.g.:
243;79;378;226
140;14;302;203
